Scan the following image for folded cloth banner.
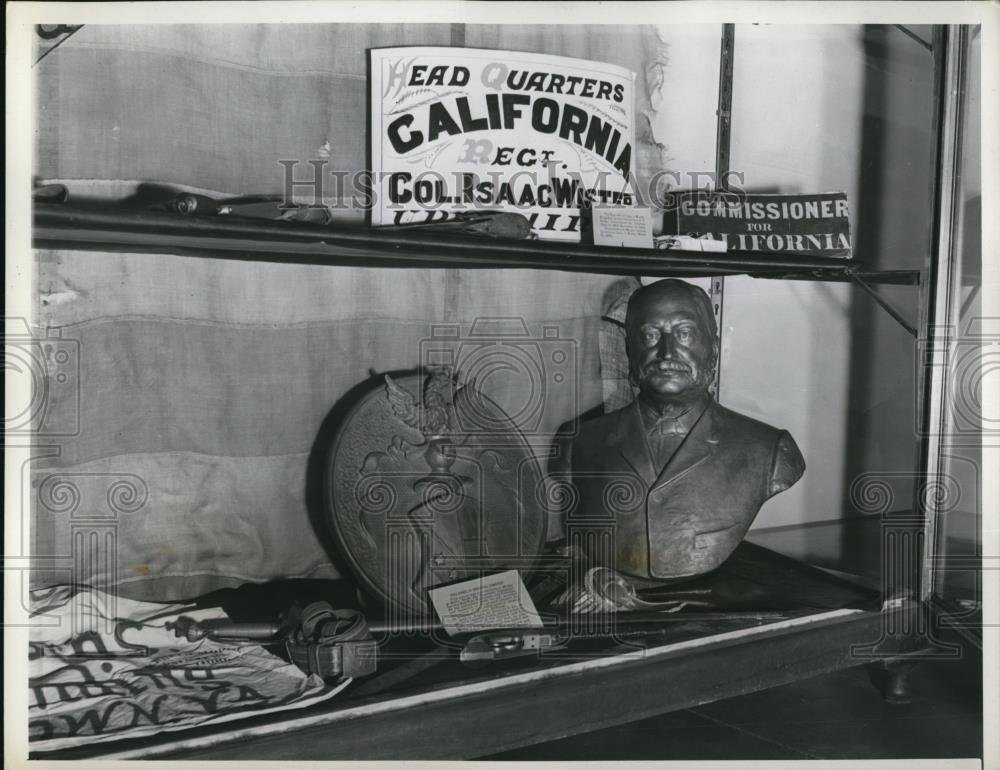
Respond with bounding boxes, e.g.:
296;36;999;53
29;586;349;752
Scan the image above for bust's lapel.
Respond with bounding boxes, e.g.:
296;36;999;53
651;400;720;492
614;402;658;485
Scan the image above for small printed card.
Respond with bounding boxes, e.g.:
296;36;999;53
429;570;544;636
654;234;728;253
592;206;654;249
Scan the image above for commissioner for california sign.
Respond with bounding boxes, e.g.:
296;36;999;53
669;191;853;257
370;47;638;242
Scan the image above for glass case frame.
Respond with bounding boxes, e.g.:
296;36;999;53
27;23;982;762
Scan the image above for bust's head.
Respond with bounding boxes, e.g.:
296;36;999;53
625;280;719;407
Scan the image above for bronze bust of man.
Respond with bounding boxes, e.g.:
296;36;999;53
557;279;805;590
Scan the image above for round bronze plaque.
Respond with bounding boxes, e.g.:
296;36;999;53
324;371;547;618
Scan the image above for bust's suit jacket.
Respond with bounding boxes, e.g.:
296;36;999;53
555;398;805;581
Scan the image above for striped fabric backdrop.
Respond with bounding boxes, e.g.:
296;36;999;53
32;23;672;600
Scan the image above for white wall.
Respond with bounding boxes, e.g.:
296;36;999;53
724;25;933;533
646;24;722;180
634;25;935;534
725;26;866;528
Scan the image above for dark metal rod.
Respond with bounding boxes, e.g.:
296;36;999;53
958;283;981;319
715;23;736;188
752;268;919;286
33;25;85;67
36;226;918;284
893;24;933;53
33;227;755;278
711;23;736;399
31;203;849;268
32;233;920;284
367;610;797;636
34;203;900;280
848;271;918;337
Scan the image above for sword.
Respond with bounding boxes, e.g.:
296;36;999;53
457;610;801;664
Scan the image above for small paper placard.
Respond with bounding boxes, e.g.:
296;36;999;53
592;206;654;249
429;570;543;636
654;234;728;253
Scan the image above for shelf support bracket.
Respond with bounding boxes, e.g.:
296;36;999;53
846;267;918;338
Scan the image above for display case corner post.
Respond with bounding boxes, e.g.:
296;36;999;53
914;25;970;605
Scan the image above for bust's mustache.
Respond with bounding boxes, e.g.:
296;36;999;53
643;360;692;375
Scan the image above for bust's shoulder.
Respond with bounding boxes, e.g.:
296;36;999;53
711;403;805;490
710;402;788;443
574;403;633;441
552;405;633;464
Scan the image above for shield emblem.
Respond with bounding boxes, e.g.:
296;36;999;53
324;370;547;619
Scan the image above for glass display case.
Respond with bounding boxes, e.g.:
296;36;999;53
21;19;986;761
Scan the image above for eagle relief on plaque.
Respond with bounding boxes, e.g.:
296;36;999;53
324;368;547;618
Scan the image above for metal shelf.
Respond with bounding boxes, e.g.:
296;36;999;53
33;203;919;285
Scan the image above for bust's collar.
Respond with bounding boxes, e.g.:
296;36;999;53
636;391;712;435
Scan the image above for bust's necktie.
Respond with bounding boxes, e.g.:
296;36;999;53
638;395;710;468
650;416;690;436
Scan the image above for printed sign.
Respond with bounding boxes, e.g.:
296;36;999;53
429;570;543;636
371;47;637;241
669;191;852;257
